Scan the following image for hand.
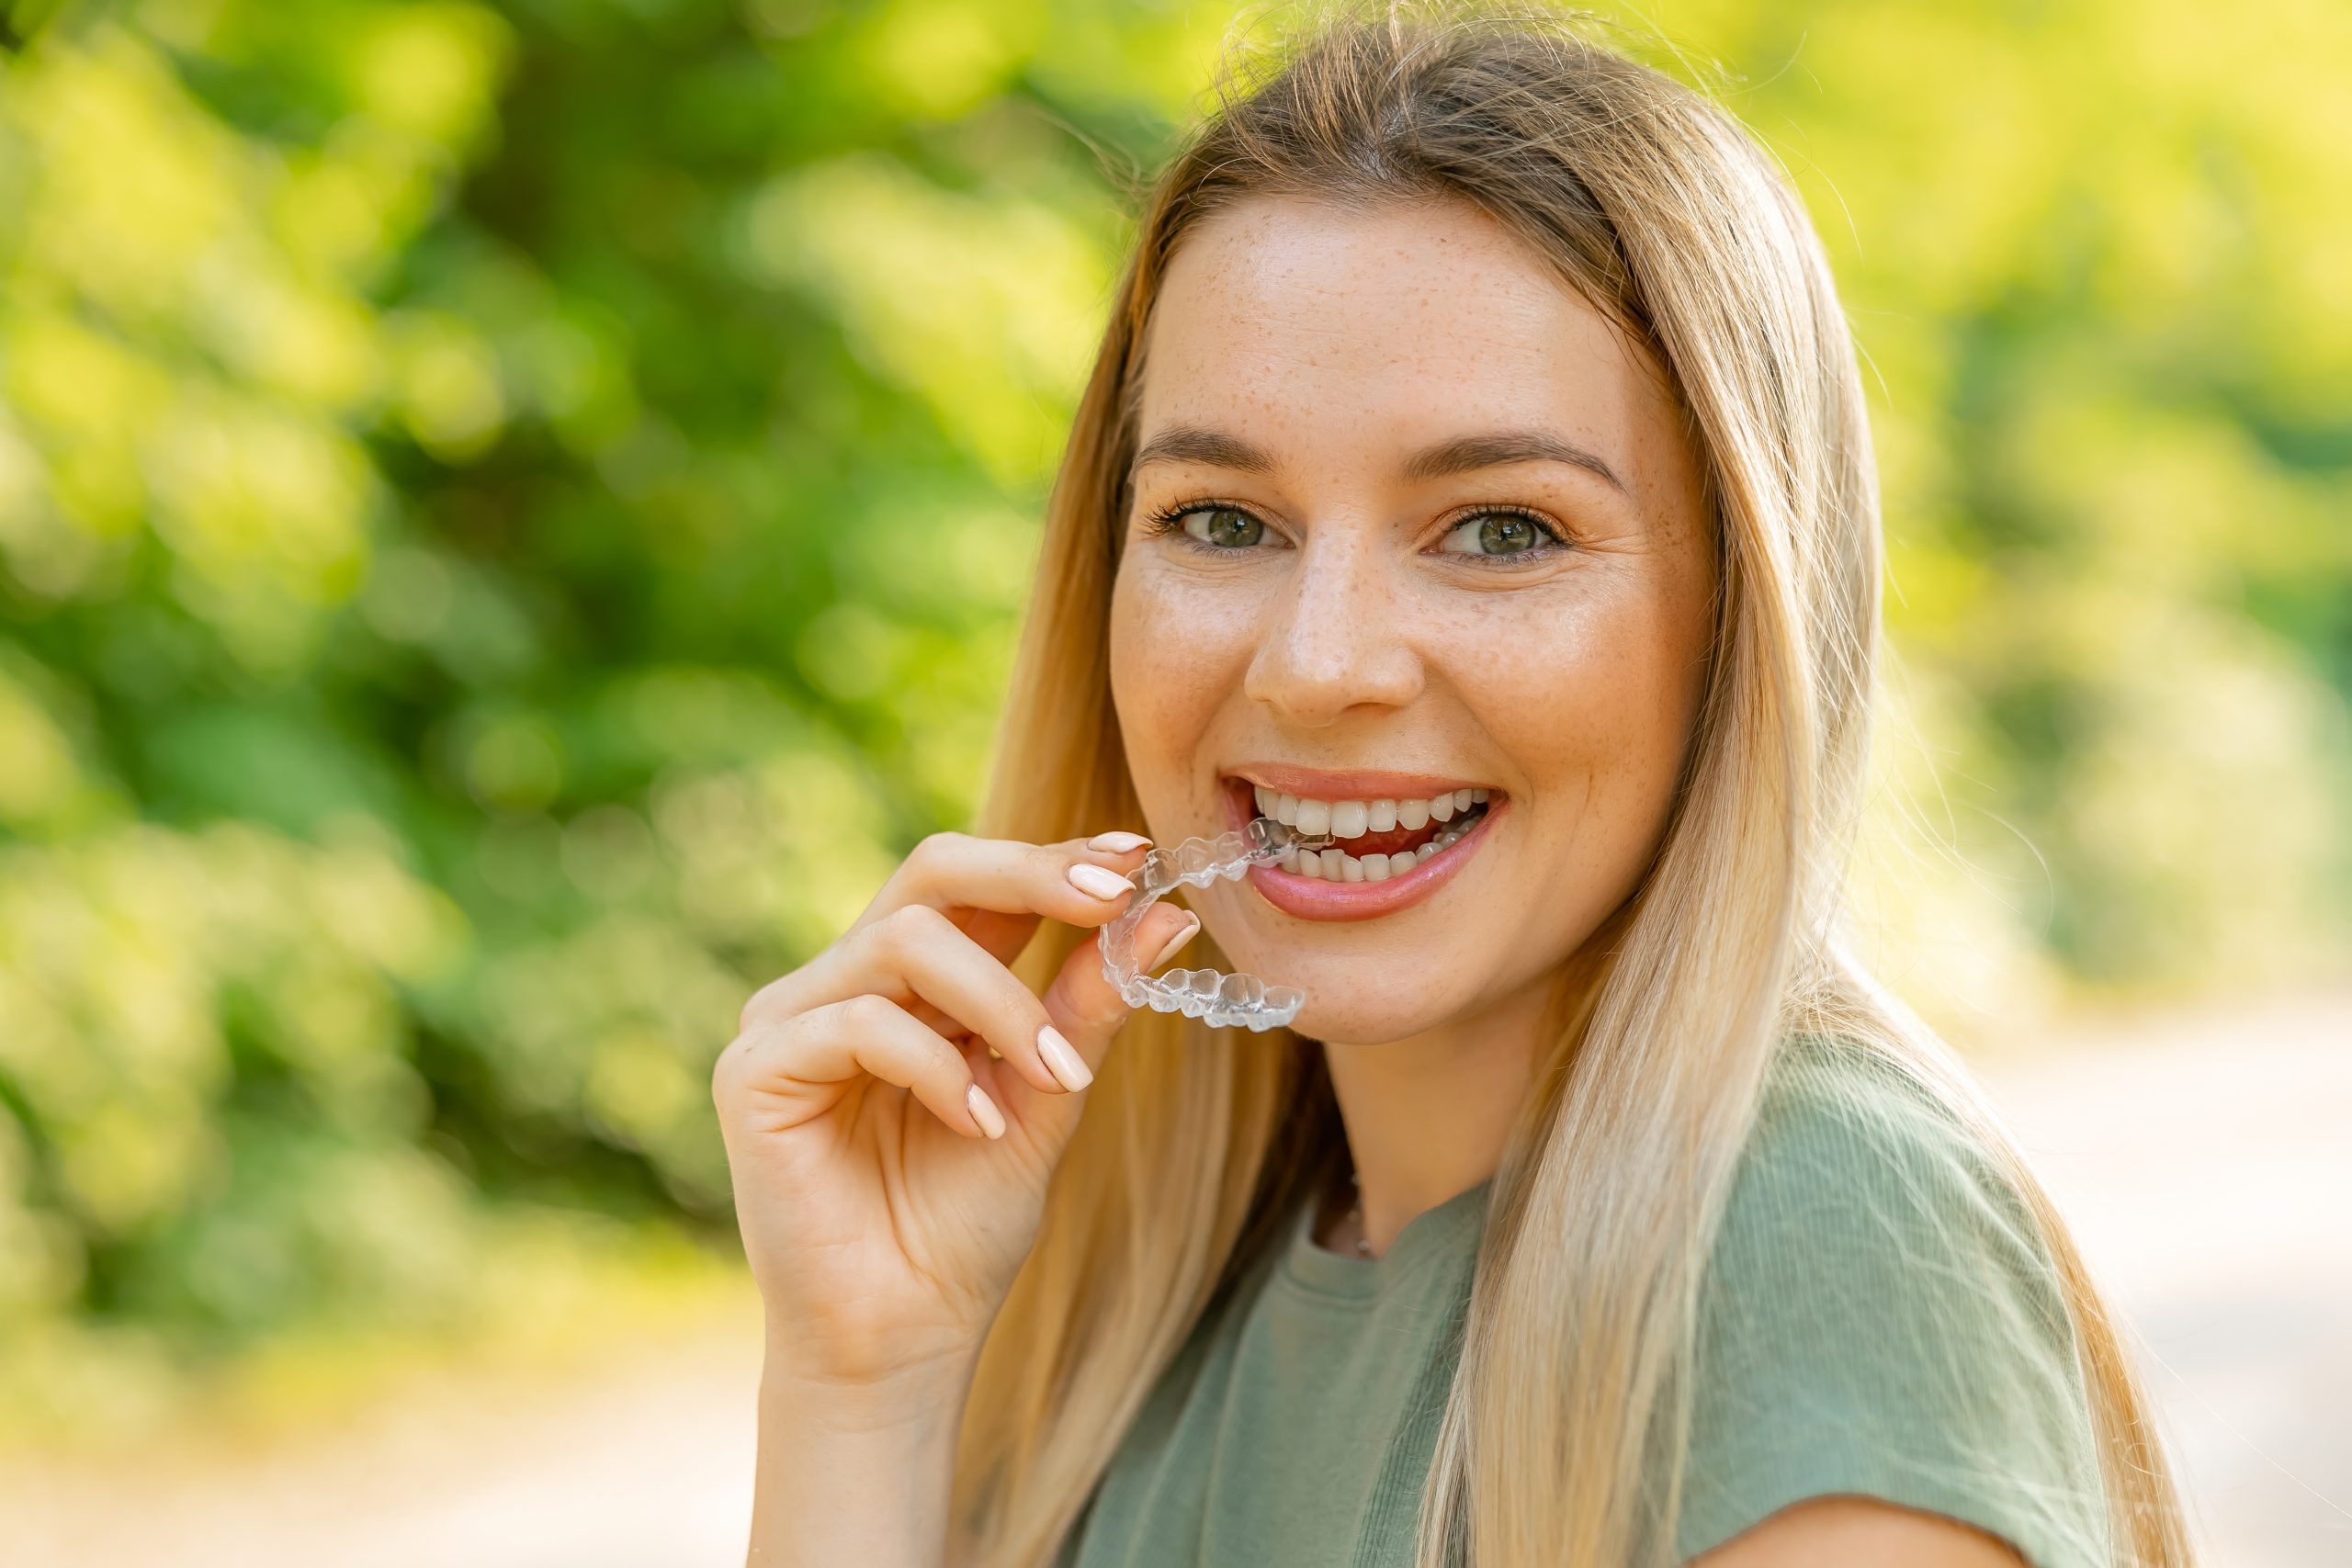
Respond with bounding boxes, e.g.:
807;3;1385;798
714;829;1198;1391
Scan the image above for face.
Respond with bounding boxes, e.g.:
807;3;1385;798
1107;194;1716;1046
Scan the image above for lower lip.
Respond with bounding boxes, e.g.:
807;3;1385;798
1222;784;1505;923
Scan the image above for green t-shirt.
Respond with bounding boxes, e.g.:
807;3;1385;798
1055;1035;2113;1568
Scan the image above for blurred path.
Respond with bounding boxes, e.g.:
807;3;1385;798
5;985;2346;1567
3;1325;763;1568
1971;985;2352;1567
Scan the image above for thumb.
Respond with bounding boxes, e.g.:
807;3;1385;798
1009;902;1199;1126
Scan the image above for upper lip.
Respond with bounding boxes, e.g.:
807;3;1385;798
1221;762;1500;802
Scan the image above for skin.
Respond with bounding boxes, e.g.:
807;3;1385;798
714;190;2024;1565
1109;190;1715;1247
1107;193;2021;1568
1696;1495;2030;1567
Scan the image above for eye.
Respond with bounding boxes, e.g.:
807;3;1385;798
1187;507;1264;547
1142;502;1271;552
1435;508;1566;562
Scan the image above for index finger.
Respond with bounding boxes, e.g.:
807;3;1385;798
847;829;1154;951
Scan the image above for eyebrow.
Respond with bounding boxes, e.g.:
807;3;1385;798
1127;423;1630;494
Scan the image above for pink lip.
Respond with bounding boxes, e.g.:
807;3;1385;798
1217;775;1506;924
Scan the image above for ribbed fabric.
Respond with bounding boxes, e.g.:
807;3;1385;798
1056;1034;2113;1568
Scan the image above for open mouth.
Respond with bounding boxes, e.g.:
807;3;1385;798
1236;780;1494;880
1216;772;1505;921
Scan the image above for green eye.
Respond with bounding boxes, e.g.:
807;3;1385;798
1183;507;1264;548
1440;512;1553;558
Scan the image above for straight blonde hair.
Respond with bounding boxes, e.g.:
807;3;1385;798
955;4;2194;1563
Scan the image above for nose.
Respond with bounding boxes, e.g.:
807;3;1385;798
1240;531;1424;728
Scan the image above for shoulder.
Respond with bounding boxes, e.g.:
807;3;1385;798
1673;1032;2114;1568
1713;1032;2068;1326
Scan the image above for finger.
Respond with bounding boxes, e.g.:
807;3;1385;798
852;830;1155;942
1029;901;1201;1093
843;903;1089;1097
740;829;1157;1032
720;993;1003;1140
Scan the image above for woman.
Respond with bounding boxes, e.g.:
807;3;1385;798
713;5;2194;1565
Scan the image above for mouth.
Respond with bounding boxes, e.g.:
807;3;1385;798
1217;767;1505;923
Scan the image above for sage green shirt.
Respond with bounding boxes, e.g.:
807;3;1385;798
1057;1035;2113;1568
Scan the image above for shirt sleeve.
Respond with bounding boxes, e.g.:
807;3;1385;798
1668;1035;2117;1568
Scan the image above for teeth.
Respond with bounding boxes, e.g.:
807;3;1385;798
1238;779;1495;883
1242;784;1493;839
1269;800;1486;883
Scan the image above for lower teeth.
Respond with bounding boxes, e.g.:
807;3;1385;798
1272;802;1487;882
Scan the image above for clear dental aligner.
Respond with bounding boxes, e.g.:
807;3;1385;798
1099;817;1335;1032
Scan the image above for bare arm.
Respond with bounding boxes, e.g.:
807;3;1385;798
714;829;1192;1566
748;1353;978;1567
1689;1495;2030;1568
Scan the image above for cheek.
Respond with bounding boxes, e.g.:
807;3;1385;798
1108;562;1258;776
1449;583;1704;824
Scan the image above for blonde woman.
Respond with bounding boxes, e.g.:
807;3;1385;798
713;5;2193;1565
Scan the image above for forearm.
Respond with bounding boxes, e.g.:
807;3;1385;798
747;1352;978;1567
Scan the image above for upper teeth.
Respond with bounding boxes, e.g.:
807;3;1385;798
1251;785;1490;839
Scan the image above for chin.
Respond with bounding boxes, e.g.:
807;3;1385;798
1276;985;1471;1046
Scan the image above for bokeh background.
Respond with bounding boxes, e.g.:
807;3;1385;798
0;0;2346;1562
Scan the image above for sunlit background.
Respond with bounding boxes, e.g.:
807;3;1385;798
0;0;2345;1562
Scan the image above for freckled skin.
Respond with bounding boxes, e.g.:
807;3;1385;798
1107;194;1716;1048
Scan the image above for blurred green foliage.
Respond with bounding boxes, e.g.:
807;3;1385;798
0;0;2345;1426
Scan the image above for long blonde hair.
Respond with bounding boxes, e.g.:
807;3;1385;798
956;4;2193;1563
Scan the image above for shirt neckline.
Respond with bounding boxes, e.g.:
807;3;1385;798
1277;1175;1494;1303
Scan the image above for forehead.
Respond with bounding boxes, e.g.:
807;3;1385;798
1137;194;1666;456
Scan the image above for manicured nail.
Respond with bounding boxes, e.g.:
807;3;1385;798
966;1083;1005;1139
1037;1024;1092;1092
1066;863;1133;901
1088;830;1152;853
1146;912;1201;970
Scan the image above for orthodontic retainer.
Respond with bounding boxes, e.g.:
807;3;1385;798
1099;817;1334;1032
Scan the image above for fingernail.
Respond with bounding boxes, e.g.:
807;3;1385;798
1067;863;1133;901
966;1083;1006;1139
1087;830;1152;852
1146;912;1201;971
1037;1024;1092;1092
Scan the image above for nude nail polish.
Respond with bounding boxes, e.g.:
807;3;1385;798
1037;1024;1092;1091
1146;913;1201;970
1067;863;1133;901
967;1083;1006;1139
1088;830;1152;852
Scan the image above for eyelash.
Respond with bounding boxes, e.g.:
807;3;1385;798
1137;500;1573;570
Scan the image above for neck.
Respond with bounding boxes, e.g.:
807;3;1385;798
1317;963;1579;1254
1315;898;1629;1255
